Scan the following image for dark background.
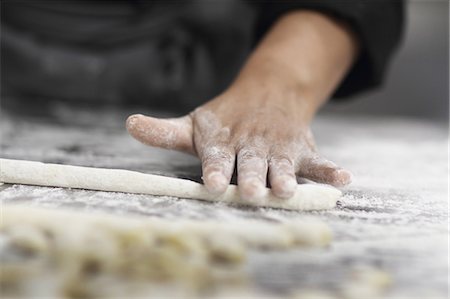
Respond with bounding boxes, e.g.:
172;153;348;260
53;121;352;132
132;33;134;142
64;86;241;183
325;0;449;121
1;0;448;121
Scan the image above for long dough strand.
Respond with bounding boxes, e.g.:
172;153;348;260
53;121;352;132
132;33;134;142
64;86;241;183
0;158;341;210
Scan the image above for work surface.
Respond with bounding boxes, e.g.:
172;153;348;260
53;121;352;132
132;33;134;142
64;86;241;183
0;104;448;298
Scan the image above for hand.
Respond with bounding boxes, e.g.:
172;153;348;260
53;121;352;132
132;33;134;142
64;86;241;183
126;10;357;201
126;82;352;201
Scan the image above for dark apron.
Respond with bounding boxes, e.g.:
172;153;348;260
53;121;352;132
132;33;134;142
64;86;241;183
1;0;254;112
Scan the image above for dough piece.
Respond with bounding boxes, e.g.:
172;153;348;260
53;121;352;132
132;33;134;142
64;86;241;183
0;158;341;210
292;267;392;299
0;205;331;298
339;267;392;299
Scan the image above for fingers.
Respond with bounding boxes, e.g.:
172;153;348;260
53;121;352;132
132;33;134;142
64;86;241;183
237;148;268;201
298;155;353;187
268;157;297;199
200;145;235;195
126;112;351;199
126;114;195;154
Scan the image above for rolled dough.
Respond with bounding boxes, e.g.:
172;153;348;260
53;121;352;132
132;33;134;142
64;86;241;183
0;158;341;210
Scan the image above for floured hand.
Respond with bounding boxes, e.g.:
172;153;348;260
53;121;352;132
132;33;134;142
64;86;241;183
126;11;357;201
126;85;352;201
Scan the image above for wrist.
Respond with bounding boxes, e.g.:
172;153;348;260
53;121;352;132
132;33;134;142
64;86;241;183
227;10;358;115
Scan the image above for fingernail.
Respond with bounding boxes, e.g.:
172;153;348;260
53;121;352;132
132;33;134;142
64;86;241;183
126;114;142;129
240;178;267;201
273;176;297;199
204;172;228;194
336;169;353;186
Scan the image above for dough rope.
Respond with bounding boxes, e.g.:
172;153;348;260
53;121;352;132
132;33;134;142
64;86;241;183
0;158;341;210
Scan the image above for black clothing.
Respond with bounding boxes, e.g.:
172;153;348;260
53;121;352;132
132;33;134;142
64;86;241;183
251;0;405;99
1;1;404;110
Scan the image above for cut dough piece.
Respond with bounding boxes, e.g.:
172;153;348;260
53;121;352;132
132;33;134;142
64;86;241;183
292;267;392;299
0;205;331;298
0;158;341;210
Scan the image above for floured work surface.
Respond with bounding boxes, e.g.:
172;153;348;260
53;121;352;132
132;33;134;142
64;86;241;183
0;104;448;298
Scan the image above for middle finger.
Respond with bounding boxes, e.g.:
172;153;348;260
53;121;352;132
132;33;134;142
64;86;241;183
237;147;268;201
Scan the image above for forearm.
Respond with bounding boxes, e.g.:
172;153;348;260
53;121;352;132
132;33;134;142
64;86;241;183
230;10;359;122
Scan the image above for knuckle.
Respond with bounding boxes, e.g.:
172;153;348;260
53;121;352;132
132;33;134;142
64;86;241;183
268;156;295;175
237;146;266;161
309;156;337;168
239;171;260;179
237;157;267;173
269;155;293;166
202;146;234;165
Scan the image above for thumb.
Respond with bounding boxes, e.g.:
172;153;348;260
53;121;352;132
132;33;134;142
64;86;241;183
126;114;195;155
